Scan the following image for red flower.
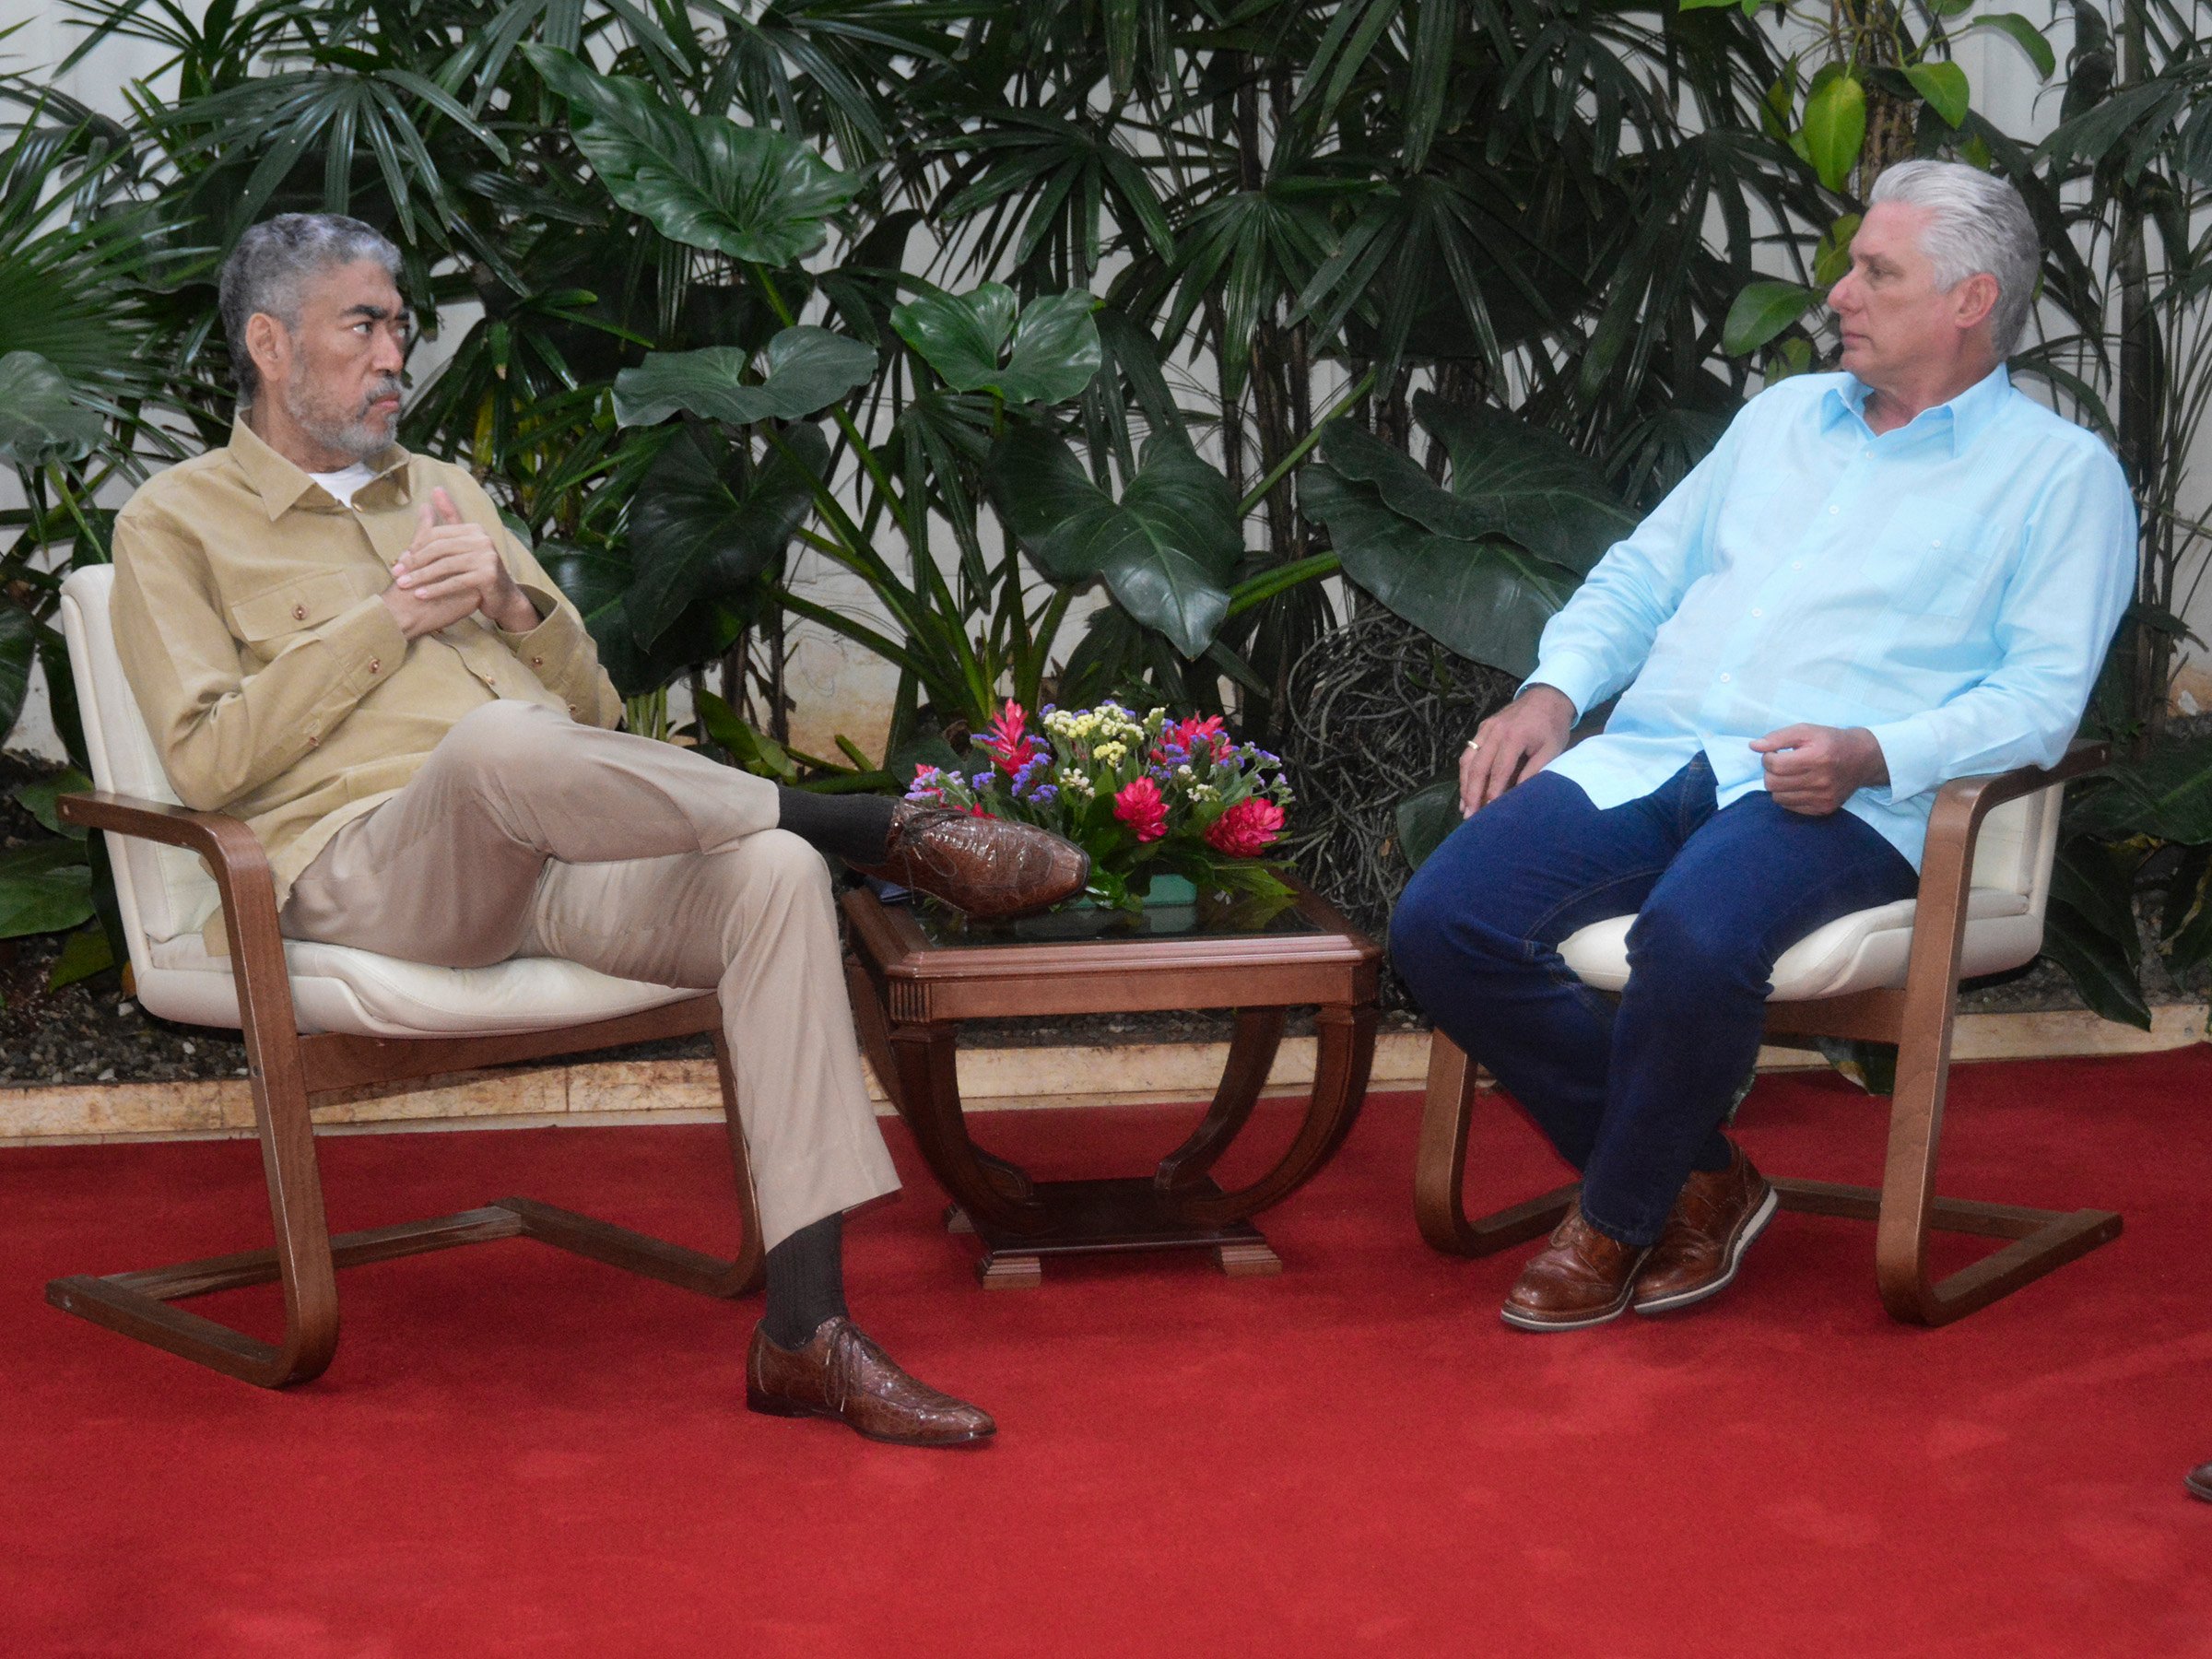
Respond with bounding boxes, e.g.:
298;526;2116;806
1203;797;1283;858
1112;776;1169;842
1152;713;1231;766
979;701;1048;775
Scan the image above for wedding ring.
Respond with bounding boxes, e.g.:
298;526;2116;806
1465;738;1482;753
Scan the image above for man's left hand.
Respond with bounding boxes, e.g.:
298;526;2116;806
1749;724;1888;816
392;487;539;633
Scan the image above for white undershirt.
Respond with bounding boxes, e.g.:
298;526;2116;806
308;462;379;506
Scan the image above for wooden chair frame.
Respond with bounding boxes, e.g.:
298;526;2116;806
1413;742;2122;1327
45;790;765;1387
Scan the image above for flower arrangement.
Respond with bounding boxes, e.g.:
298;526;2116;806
904;700;1296;912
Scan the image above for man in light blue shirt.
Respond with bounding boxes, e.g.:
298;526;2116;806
1391;160;2136;1332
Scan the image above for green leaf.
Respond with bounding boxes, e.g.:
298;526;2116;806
524;46;854;266
1394;774;1464;873
1723;280;1822;356
890;285;1102;405
2068;735;2212;842
1904;61;1971;130
1322;410;1632;577
0;605;32;742
1814;213;1862;288
1966;15;2056;81
2038;834;2151;1030
1302;466;1575;679
0;841;94;939
625;422;827;650
46;921;113;990
1674;0;1740;9
613;328;877;428
11;769;92;840
1803;75;1867;192
693;689;799;782
0;352;104;467
991;428;1240;658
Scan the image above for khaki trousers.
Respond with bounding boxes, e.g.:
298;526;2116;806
279;700;900;1250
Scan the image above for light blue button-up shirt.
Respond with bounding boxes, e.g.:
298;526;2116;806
1531;366;2136;868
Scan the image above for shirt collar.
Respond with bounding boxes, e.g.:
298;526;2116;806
1818;363;2012;455
228;413;410;521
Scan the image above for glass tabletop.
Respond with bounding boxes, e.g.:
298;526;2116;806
896;888;1327;948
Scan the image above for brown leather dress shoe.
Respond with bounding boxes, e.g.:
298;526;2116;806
1631;1142;1779;1316
1501;1202;1651;1331
746;1316;996;1448
853;804;1089;919
2188;1463;2212;1502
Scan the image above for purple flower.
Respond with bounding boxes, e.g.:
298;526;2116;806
1012;753;1055;799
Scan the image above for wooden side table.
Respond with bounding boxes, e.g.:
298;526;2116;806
841;882;1382;1287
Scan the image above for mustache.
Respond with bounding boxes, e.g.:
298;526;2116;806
360;376;404;414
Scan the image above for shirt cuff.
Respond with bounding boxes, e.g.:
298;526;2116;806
498;582;583;668
317;594;407;698
1520;653;1606;723
1866;715;1942;803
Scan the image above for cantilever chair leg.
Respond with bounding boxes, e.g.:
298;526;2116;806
1413;1035;1578;1257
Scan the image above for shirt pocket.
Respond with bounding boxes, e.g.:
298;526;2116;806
1857;504;1998;622
227;571;368;661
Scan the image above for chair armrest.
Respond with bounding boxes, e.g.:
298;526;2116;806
1923;738;2108;853
55;789;300;1049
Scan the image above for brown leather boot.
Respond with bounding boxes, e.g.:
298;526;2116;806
1501;1202;1650;1332
853;804;1089;919
2188;1463;2212;1503
1631;1142;1778;1316
747;1317;996;1448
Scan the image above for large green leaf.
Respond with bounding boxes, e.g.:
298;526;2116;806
624;422;828;649
0;605;33;742
1904;61;1971;130
542;540;740;700
613;328;877;428
524;46;854;266
2039;835;2151;1030
1321;412;1630;580
1803;74;1867;192
0;351;104;467
1301;466;1575;679
12;769;92;840
2068;735;2212;842
0;841;94;939
890;285;1102;404
1966;16;2055;83
991;428;1240;658
1394;774;1464;873
1723;281;1823;356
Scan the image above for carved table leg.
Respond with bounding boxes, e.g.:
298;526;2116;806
1163;1003;1377;1229
1155;1007;1288;1194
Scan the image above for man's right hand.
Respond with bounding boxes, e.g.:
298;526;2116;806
381;500;484;640
1459;685;1575;816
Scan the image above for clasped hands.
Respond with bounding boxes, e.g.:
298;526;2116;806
1457;687;1888;818
380;487;539;640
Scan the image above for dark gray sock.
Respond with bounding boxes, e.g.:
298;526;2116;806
762;1211;848;1348
775;787;899;866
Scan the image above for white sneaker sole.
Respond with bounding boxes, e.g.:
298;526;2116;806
1632;1183;1780;1316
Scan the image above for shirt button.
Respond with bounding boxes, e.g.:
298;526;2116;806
292;603;308;620
566;703;578;716
305;733;320;747
368;658;381;675
1750;607;1763;618
530;656;545;668
1932;538;1945;548
1827;505;1840;515
1719;673;1732;684
1792;560;1804;571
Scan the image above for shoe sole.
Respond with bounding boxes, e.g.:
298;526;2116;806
2187;1468;2212;1504
747;1387;996;1449
1632;1183;1780;1316
1500;1297;1635;1332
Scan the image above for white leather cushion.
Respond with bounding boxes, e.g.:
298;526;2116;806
139;933;696;1038
59;565;222;945
1560;888;2039;1001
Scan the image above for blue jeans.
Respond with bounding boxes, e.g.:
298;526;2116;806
1389;758;1918;1247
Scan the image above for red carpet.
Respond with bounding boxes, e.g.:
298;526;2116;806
3;1049;2209;1657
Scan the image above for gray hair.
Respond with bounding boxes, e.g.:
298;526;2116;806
1866;160;2041;359
218;214;402;401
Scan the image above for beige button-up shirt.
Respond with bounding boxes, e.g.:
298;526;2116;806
112;418;624;945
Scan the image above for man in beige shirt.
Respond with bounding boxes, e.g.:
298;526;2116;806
112;213;1088;1448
